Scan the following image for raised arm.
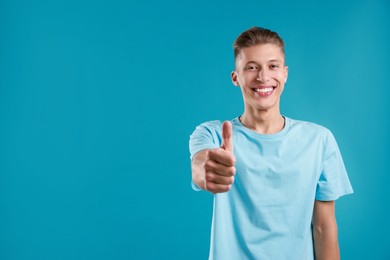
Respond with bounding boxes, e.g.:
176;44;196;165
191;121;236;194
312;200;340;260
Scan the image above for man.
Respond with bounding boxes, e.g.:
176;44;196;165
189;27;353;259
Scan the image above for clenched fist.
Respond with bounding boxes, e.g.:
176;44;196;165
204;121;236;194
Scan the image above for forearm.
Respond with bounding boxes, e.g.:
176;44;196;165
313;214;340;260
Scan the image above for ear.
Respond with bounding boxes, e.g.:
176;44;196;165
284;66;288;83
231;71;240;87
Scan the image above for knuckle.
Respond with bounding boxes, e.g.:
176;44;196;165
205;151;212;160
225;154;236;166
205;172;214;182
223;185;231;192
205;181;213;191
224;166;236;177
232;156;236;164
228;176;235;185
223;176;232;185
229;155;236;165
208;148;218;157
206;182;218;194
204;160;213;171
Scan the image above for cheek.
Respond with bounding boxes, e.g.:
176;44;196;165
274;71;286;81
242;74;257;84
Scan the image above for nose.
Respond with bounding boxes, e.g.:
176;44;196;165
256;69;270;82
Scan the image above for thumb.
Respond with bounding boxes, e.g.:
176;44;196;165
221;121;233;152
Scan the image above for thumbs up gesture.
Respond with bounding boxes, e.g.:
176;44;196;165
204;121;236;194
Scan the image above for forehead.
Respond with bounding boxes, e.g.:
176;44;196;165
236;43;285;65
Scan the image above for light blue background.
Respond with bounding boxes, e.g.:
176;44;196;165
1;0;389;259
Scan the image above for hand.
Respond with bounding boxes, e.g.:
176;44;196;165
204;121;236;194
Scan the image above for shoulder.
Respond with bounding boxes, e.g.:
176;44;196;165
287;118;339;157
288;117;332;137
192;120;223;135
190;120;225;141
198;120;223;129
194;118;239;133
189;120;226;156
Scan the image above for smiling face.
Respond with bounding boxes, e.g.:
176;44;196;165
231;43;288;114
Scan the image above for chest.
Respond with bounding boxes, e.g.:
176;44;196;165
232;134;325;201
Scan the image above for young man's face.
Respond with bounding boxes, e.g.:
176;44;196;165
231;43;288;113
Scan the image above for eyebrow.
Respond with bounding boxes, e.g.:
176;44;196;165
268;59;282;63
246;59;283;64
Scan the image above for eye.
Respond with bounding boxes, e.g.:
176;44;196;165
269;64;279;69
245;65;258;71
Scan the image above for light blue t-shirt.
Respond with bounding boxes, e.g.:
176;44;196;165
189;117;353;260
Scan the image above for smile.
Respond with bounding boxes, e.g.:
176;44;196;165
251;86;276;96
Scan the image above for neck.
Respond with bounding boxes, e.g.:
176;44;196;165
240;108;285;134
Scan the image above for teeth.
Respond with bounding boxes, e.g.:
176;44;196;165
255;88;273;93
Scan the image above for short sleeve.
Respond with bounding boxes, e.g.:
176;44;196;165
189;121;221;160
315;131;353;201
189;121;221;191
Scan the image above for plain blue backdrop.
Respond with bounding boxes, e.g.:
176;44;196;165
1;0;389;259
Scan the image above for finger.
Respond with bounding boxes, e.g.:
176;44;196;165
221;121;233;152
205;171;235;185
204;159;236;177
207;148;236;167
205;181;232;194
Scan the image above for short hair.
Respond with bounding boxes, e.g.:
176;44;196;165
233;26;285;61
